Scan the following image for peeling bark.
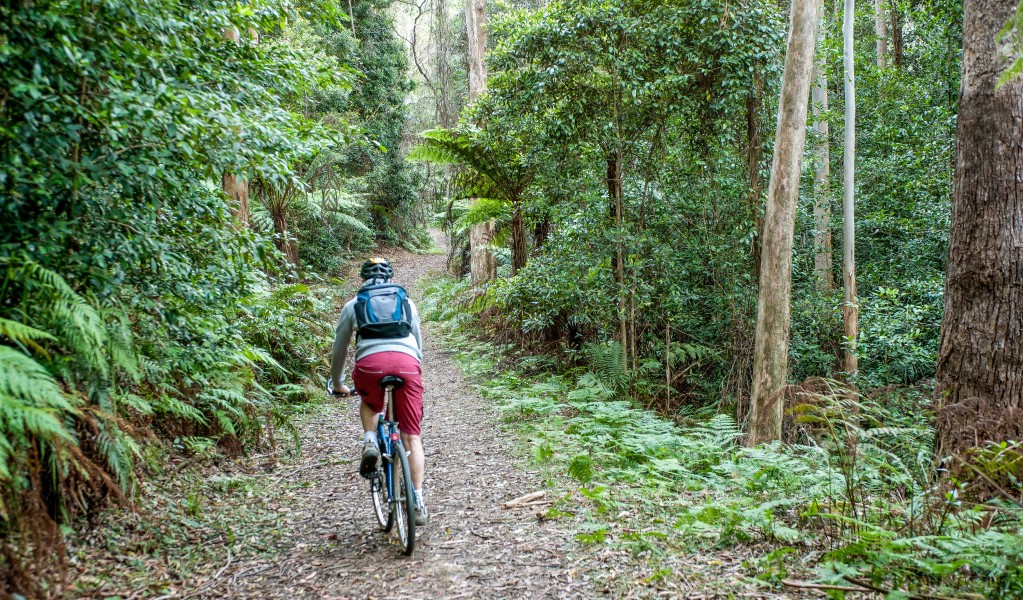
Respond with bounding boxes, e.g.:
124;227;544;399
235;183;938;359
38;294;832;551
747;0;818;446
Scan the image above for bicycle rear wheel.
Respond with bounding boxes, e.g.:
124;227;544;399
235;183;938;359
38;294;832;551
370;468;390;530
393;440;416;556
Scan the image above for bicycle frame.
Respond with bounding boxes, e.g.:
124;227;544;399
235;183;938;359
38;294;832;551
366;381;415;555
376;386;401;508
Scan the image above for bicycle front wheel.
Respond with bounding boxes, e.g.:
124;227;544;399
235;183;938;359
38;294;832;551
393;440;416;556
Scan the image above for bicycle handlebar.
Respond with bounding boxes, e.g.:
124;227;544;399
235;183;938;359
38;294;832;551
326;379;354;398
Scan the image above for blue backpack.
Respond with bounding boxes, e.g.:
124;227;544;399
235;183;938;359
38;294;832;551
354;282;413;339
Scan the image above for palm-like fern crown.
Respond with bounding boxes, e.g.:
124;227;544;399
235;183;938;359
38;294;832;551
408;128;534;205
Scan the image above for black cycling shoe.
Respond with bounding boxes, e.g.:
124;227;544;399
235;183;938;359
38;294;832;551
359;439;380;477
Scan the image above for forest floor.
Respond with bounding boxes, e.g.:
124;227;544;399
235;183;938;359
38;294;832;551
68;231;809;599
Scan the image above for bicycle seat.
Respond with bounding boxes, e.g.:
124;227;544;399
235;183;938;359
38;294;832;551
379;375;405;390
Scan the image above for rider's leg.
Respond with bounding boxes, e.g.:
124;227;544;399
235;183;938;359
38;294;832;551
360;400;378;434
401;433;424;489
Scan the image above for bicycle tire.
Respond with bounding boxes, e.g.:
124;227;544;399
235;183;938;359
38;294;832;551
393;440;416;556
381;454;396;533
370;468;389;530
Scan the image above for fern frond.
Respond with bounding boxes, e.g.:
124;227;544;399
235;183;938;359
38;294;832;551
0;318;57;356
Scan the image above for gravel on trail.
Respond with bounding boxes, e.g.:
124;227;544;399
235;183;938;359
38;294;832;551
219;232;597;599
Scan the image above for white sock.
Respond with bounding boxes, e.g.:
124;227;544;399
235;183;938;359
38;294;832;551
414;488;425;507
364;431;378;444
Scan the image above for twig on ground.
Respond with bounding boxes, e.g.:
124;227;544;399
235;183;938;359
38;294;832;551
502;491;545;508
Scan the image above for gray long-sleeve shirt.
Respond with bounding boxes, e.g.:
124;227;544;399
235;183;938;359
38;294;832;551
329;296;423;387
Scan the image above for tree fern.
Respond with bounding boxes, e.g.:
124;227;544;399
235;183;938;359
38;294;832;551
0;317;56;356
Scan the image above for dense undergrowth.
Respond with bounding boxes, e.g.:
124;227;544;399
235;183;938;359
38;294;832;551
0;0;421;595
423;276;1023;598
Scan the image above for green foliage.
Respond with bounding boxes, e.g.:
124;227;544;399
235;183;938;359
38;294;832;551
426;278;1023;598
0;0;371;593
437;0;959;420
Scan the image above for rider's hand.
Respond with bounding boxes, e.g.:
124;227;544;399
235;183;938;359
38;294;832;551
326;379;351;397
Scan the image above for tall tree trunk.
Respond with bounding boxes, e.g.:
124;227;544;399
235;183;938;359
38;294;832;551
842;0;858;377
466;0;487;103
874;0;887;68
510;204;526;274
223;173;250;226
466;0;496;285
221;27;248;226
812;0;835;290
434;0;454;128
890;5;904;68
469;222;496;286
747;71;765;280
606;150;628;368
271;210;300;268
747;0;818;446
935;0;1023;458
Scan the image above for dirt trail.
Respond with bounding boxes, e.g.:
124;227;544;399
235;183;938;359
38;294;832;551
219;231;594;599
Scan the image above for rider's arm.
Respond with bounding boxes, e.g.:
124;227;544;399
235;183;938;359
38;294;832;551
329;300;357;388
409;299;423;351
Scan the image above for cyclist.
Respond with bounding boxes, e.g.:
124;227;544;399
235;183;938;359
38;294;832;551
327;258;428;526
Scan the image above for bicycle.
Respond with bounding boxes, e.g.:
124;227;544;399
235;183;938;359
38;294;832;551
330;375;416;555
365;375;416;556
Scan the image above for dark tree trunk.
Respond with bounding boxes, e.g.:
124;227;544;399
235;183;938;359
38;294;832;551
890;4;904;69
606;150;629;368
747;71;765;281
511;204;527;274
533;215;551;250
935;0;1023;458
272;211;300;268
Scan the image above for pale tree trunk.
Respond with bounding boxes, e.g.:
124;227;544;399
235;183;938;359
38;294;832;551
221;27;249;226
812;0;835;290
875;0;887;68
466;0;497;286
935;0;1023;457
747;0;818;446
842;0;858;377
223;172;250;226
466;0;486;103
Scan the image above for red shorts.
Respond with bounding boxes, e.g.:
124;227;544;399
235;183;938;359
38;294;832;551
352;351;424;436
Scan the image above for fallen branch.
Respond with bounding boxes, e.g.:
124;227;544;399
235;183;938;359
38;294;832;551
782;579;868;593
502;491;545;508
